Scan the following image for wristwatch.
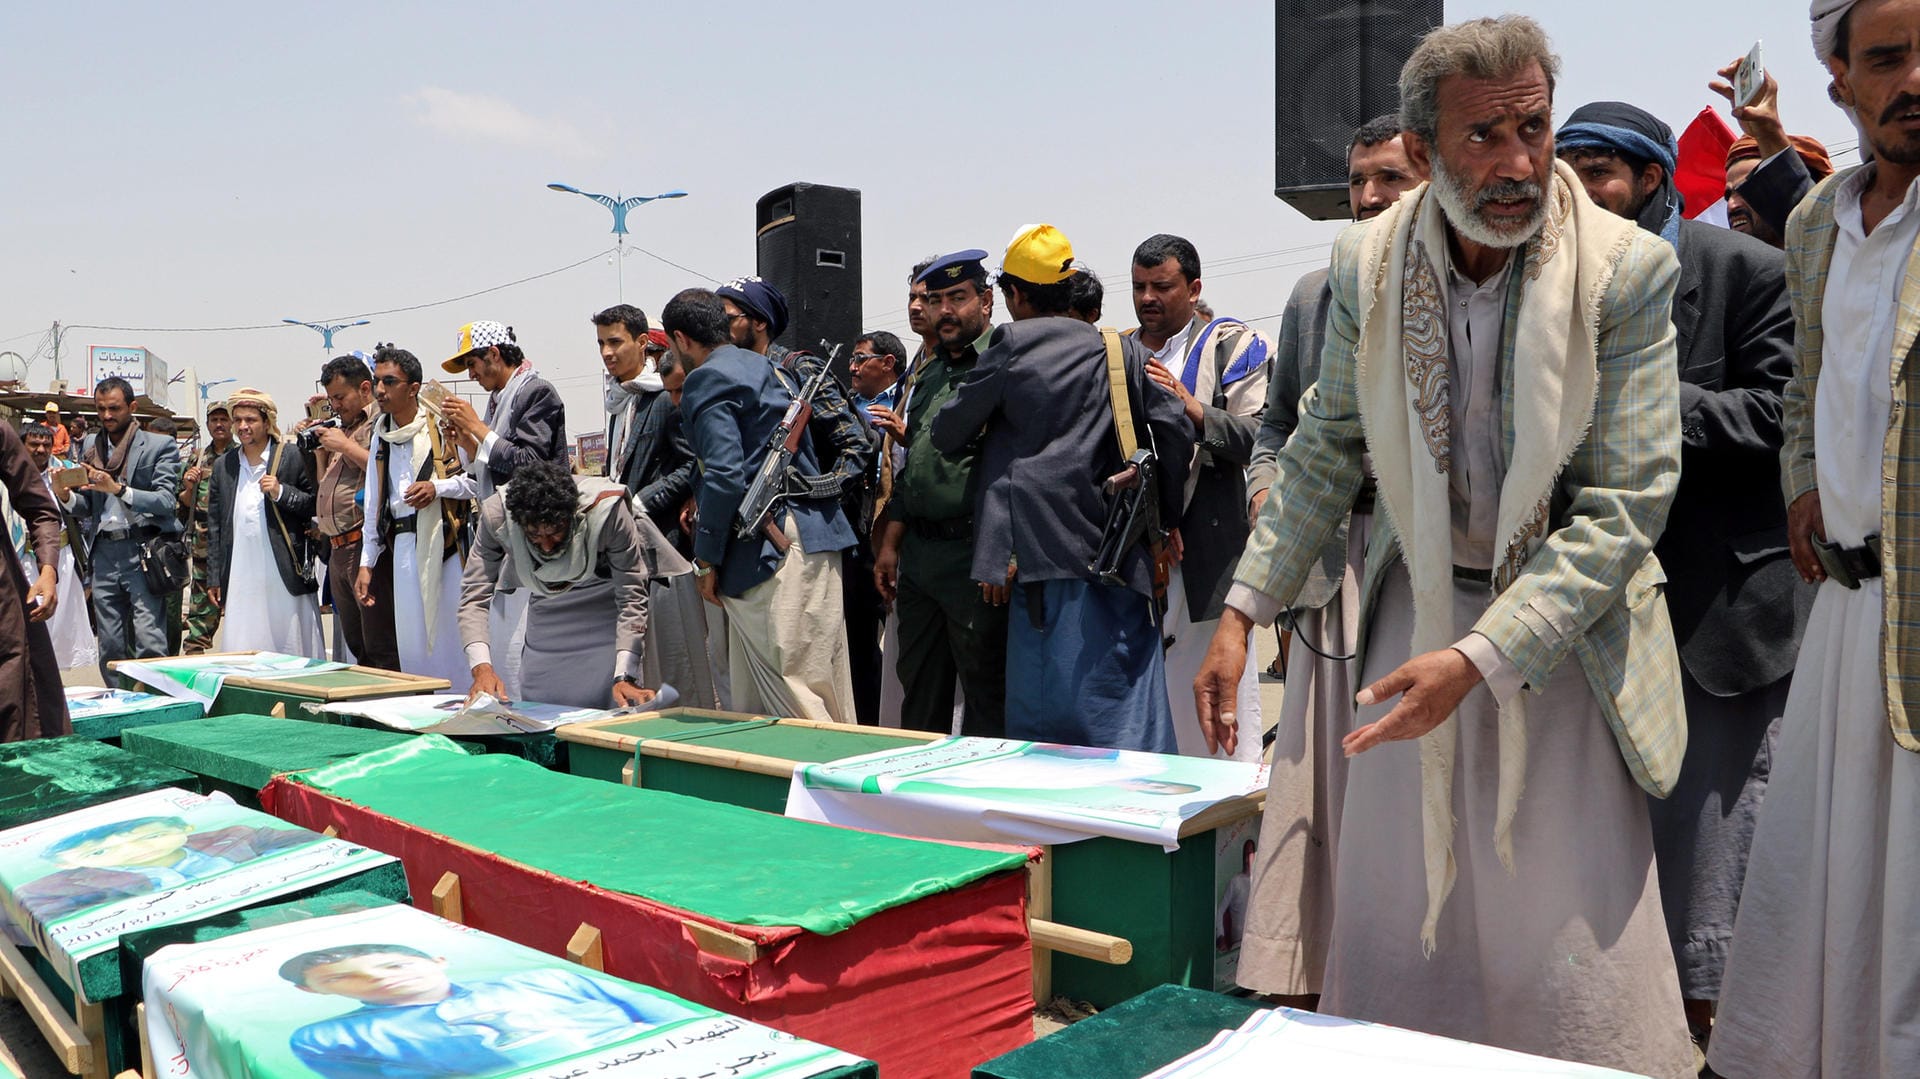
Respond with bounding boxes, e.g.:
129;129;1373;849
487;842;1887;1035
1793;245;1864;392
614;674;640;687
691;561;713;578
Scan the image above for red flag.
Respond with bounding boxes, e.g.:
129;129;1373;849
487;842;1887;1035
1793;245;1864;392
1676;107;1738;221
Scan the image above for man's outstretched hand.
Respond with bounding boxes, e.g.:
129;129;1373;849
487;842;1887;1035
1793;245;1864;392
1192;609;1256;757
1343;647;1482;756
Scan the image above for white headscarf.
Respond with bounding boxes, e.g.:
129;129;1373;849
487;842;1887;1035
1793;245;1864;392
1812;0;1860;62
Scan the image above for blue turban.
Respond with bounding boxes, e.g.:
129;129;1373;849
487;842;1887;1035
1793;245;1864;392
1557;101;1683;244
717;277;790;340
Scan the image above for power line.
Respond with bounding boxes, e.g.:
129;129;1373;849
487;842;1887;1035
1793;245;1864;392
52;247;622;336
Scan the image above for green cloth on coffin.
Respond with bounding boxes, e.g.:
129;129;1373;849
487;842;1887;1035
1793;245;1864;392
121;715;467;793
67;696;204;744
972;984;1266;1079
0;737;201;832
292;738;1029;934
116;888;402;999
206;668;439;717
641;724;937;813
561;711;775;783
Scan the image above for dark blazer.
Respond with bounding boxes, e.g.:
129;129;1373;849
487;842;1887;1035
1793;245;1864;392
680;345;857;598
1248;268;1349;612
67;428;183;538
206;438;319;595
929;317;1195;598
1659;217;1810;696
479;373;569;485
1735;149;1815;244
609;389;696;542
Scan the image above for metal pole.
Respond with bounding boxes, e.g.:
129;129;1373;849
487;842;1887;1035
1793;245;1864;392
50;321;60;383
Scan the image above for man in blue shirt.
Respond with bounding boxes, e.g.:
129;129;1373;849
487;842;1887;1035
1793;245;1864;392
283;943;698;1079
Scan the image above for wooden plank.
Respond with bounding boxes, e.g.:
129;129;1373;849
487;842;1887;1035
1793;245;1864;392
1029;847;1053;1004
77;1001;107;1079
136;1002;153;1079
681;920;760;965
268;702;286;718
1029;918;1132;965
619;760;636;787
0;935;93;1075
769;717;946;742
430;872;463;923
321;826;339;838
554;707;772;750
1177;792;1267;838
566;924;605;971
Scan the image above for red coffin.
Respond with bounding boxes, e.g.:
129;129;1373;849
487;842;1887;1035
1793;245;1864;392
263;776;1033;1079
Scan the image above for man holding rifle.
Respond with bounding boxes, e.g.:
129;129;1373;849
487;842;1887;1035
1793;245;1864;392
665;287;857;723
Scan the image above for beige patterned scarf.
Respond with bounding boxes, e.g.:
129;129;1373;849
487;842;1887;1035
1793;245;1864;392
379;409;450;648
1353;158;1638;952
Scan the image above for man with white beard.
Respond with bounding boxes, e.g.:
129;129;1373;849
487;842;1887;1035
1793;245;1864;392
1194;15;1693;1076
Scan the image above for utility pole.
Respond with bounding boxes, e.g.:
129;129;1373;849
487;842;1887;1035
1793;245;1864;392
50;321;60;383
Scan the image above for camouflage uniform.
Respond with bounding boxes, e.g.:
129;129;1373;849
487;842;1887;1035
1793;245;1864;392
180;442;227;652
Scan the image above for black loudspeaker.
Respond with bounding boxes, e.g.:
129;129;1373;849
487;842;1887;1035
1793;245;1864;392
1274;0;1442;220
755;183;862;375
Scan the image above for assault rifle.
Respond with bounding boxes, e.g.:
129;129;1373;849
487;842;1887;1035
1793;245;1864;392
1090;448;1164;585
735;364;832;553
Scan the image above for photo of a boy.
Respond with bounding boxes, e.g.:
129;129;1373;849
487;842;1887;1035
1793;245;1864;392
281;943;700;1079
14;815;318;922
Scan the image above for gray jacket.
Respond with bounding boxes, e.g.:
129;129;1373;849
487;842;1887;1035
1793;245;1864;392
67;428;184;539
1247;268;1349;611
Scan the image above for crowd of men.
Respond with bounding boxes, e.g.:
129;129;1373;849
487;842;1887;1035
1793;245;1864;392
0;2;1912;1076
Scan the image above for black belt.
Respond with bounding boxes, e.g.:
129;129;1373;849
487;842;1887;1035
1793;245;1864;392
1814;532;1881;589
1452;565;1493;585
906;515;973;541
97;527;152;544
388;515;418;535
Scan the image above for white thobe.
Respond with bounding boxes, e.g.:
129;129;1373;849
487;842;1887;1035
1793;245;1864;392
360;429;468;689
1710;166;1920;1079
219;453;323;656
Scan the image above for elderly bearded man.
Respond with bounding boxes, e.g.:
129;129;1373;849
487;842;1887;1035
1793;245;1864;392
1194;16;1693;1076
1710;1;1920;1075
1235;113;1422;1006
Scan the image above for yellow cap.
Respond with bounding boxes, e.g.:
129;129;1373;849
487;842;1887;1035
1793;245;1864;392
1000;223;1076;285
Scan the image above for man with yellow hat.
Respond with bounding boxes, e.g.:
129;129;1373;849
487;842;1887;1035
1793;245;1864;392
929;224;1194;752
42;402;71;458
435;320;568;696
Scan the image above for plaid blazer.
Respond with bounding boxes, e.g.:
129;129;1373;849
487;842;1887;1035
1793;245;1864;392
1779;166;1920;752
1233;217;1687;797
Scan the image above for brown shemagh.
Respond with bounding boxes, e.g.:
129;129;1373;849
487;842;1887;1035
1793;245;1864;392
83;416;144;480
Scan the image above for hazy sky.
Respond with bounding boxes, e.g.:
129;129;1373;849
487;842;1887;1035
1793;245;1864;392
0;2;1845;441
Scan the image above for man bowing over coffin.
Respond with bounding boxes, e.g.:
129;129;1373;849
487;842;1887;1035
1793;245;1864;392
459;458;687;710
1194;15;1695;1078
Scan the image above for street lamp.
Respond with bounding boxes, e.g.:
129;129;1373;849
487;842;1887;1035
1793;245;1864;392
546;183;688;299
282;318;372;353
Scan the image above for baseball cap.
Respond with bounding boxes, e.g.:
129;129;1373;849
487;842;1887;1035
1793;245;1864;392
1000;224;1076;285
444;320;516;373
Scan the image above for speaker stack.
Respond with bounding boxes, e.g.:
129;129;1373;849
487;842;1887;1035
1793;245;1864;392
755;183;863;375
1274;0;1443;221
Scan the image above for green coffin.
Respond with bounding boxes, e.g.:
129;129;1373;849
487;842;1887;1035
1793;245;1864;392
561;716;1259;1007
0;737;201;832
207;667;445;719
121;716;460;806
65;693;205;744
972;984;1265;1079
